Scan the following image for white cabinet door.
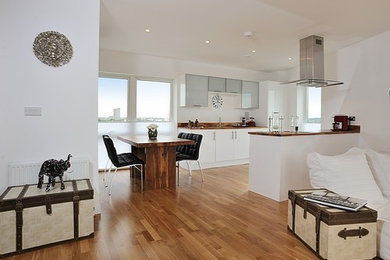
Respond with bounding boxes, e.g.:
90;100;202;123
226;78;242;93
234;129;250;159
208;77;225;92
192;130;216;164
215;130;235;161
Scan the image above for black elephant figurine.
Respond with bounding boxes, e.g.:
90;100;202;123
37;154;72;192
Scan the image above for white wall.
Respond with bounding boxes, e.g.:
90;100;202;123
322;30;390;152
0;0;100;210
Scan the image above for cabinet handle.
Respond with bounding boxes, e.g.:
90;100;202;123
232;131;234;139
235;131;237;139
213;132;216;140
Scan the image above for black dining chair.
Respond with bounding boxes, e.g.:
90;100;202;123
102;135;145;194
176;132;204;184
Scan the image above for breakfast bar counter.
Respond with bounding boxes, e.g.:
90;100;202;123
248;125;360;136
248;126;360;202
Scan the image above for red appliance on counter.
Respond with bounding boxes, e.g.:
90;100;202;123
333;115;349;131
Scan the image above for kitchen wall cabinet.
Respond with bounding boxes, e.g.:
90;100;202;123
226;79;242;93
180;74;258;108
180;74;209;107
208;77;226;92
241;80;259;108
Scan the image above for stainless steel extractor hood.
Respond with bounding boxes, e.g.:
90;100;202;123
283;35;343;87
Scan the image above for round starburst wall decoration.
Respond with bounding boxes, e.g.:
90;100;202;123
33;31;73;67
212;95;223;109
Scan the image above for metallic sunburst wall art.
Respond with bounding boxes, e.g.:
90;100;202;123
33;31;73;67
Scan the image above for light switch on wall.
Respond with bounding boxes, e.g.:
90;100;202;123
24;107;42;116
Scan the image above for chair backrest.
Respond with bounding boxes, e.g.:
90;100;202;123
177;132;203;160
102;135;120;166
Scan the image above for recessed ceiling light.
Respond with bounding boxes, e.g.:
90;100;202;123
251;50;256;53
145;29;150;33
288;57;292;61
205;40;210;44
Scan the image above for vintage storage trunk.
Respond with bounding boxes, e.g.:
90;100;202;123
0;179;94;257
288;189;377;260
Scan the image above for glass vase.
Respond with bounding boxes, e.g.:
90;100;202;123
148;129;158;140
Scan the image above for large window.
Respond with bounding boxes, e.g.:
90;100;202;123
306;87;321;123
136;80;171;121
98;77;128;122
98;75;172;122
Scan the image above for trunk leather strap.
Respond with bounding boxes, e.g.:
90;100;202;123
72;180;79;239
291;193;297;232
315;209;322;254
45;195;52;215
338;227;369;239
15;185;29;252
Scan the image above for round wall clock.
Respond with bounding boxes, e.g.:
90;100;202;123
33;31;73;67
212;95;223;108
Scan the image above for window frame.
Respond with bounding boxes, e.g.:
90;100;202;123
98;73;130;123
98;73;174;123
135;76;174;122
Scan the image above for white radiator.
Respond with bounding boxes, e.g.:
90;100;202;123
8;158;90;186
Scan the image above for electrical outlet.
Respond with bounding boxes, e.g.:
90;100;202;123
24;107;42;116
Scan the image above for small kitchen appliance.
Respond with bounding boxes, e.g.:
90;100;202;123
333;115;349;131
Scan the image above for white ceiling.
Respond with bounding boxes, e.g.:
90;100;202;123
100;0;390;72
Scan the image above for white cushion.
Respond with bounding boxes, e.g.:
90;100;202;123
365;149;390;200
307;148;385;205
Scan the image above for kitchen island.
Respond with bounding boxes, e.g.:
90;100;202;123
248;126;360;201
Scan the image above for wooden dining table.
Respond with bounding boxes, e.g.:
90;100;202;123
117;135;194;190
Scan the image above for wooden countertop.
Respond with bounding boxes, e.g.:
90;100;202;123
248;125;360;136
178;122;266;130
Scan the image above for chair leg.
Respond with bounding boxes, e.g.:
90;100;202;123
103;159;109;185
105;163;113;188
197;160;205;182
103;160;112;187
186;160;192;176
177;162;180;186
108;167;118;196
140;164;144;192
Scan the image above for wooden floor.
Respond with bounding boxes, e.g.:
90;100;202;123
7;165;317;260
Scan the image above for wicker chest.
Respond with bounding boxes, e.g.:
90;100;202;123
0;179;94;257
288;189;377;260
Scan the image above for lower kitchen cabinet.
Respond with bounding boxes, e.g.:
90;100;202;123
177;128;252;168
215;130;235;161
193;130;216;164
235;129;250;159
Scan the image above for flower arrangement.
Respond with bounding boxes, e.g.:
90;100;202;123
147;124;159;131
147;124;159;140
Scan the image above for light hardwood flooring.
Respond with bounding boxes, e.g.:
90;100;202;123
7;165;316;260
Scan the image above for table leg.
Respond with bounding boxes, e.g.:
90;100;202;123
132;146;176;190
